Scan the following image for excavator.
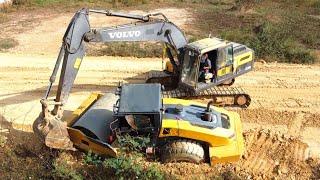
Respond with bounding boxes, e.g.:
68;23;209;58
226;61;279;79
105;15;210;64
34;8;250;164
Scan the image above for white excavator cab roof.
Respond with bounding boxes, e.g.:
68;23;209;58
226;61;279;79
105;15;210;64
186;37;228;54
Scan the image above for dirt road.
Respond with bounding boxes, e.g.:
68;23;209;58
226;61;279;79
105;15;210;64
1;53;319;122
1;8;193;55
1;53;320;178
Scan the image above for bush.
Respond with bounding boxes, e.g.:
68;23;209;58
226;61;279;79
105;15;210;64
249;22;316;63
283;45;315;64
312;1;320;10
88;42;164;58
12;0;31;5
103;153;164;180
0;38;18;50
112;0;150;6
78;135;163;179
83;150;103;165
53;158;83;180
0;135;6;148
117;134;151;152
220;22;316;64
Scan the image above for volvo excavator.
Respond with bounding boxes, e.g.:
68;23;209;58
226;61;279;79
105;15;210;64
34;8;250;164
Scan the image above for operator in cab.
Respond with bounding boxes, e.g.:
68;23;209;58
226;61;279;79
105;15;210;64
199;53;213;83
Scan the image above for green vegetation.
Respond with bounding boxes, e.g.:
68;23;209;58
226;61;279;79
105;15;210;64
1;0;319;63
48;134;164;179
0;38;18;51
88;42;164;58
103;153;164;180
117;134;152;151
80;135;164;180
193;0;319;64
0;129;247;179
10;0;157;8
0;135;6;148
83;150;103;165
53;158;83;180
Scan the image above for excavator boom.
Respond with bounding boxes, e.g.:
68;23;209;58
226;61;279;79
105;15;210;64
34;8;188;150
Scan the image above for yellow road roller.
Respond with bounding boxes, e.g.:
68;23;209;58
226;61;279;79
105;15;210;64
64;84;244;165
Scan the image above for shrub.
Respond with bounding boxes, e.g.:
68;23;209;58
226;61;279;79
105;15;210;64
112;0;150;6
83;150;103;165
220;22;316;64
0;135;6;148
88;42;164;58
11;0;32;5
249;22;315;63
0;38;18;50
103;153;164;180
53;158;83;180
312;1;320;10
117;134;151;152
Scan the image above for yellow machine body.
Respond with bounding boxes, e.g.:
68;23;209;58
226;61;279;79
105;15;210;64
165;61;174;73
66;92;244;165
160;98;244;165
165;37;254;80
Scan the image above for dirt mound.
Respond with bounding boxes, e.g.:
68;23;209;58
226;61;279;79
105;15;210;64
237;108;297;125
157;129;320;179
240;129;314;178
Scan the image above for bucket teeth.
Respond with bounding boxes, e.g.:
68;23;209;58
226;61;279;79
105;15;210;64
33;113;75;150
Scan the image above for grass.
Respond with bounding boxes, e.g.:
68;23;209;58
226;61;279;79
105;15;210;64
0;38;18;51
192;0;319;64
53;158;83;180
1;0;319;63
87;42;164;58
53;135;164;180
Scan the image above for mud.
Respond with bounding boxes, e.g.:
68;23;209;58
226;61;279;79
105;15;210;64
157;130;320;179
1;53;319;178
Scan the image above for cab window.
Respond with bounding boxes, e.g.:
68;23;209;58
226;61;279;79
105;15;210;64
217;45;233;68
181;50;198;86
226;46;233;65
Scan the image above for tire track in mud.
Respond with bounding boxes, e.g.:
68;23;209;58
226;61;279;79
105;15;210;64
241;129;311;176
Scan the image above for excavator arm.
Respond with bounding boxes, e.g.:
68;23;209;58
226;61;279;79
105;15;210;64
34;8;188;150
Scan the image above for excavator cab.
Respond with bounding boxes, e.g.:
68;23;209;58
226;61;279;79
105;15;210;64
179;38;254;93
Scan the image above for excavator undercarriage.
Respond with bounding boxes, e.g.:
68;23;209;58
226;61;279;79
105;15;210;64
146;71;251;108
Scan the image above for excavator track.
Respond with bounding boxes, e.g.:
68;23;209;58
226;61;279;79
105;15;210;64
146;71;251;108
163;86;251;108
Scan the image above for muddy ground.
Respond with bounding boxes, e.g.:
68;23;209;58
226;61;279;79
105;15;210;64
1;53;320;179
0;6;320;180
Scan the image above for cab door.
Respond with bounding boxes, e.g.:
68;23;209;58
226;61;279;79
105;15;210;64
179;49;199;92
216;45;234;83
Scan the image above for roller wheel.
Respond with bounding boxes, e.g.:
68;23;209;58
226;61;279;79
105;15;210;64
235;94;251;108
161;139;205;164
219;78;235;86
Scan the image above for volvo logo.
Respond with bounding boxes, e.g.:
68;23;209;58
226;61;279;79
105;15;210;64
108;31;141;39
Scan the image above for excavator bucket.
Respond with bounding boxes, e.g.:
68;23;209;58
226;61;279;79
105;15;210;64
33;110;75;150
33;92;118;157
